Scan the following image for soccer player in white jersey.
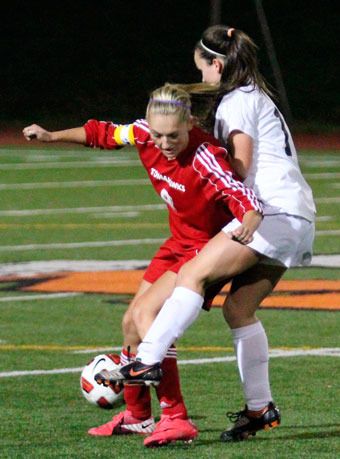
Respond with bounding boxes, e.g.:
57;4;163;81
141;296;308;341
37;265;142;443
23;83;263;446
101;26;316;443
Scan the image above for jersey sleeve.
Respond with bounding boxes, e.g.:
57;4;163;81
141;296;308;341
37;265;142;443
214;88;257;142
193;143;263;221
84;119;149;149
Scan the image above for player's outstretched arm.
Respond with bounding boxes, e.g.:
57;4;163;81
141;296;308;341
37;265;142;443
23;124;87;144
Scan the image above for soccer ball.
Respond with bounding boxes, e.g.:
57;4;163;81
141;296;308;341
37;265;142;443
80;353;124;409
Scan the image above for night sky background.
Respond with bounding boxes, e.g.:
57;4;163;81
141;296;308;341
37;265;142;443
1;0;339;131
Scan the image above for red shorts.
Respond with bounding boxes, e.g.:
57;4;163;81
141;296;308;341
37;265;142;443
143;237;229;310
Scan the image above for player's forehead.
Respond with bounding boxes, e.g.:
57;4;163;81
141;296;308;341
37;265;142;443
148;113;187;135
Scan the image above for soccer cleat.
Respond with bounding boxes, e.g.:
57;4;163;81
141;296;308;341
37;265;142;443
95;360;162;387
144;414;198;447
87;410;155;436
220;402;281;442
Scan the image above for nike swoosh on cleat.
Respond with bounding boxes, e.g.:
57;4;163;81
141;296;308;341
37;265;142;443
129;368;151;377
141;421;154;429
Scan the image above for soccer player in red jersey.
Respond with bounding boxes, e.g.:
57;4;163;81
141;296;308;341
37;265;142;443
23;83;263;446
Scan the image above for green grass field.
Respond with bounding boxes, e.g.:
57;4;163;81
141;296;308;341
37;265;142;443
0;143;339;458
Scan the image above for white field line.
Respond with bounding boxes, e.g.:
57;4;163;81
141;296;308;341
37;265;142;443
304;172;340;179
0;203;166;217
0;260;149;275
315;197;340;203
0;259;149;275
0;238;165;252
0;179;149;190
299;159;340;167
1;348;339;378
0;293;82;302
316;216;333;222
310;254;340;267
315;229;340;236
0;160;140;170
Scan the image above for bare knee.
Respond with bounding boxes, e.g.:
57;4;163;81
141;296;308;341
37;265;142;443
131;296;159;339
122;307;135;336
176;260;206;293
122;300;141;350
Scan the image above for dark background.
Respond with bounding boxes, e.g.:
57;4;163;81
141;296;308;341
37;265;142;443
1;0;339;131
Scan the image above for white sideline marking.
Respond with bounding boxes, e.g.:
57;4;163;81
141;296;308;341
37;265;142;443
0;203;166;217
0;293;82;302
310;254;340;268
0;260;149;276
0;238;165;252
0;348;339;378
0;179;149;190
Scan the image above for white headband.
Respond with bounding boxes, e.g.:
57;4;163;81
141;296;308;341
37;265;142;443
199;40;226;58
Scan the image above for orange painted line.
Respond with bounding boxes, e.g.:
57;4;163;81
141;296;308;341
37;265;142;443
211;293;340;310
272;280;340;291
22;270;145;294
7;270;340;311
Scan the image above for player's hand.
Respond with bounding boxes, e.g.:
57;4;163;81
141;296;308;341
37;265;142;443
229;210;263;245
23;124;53;142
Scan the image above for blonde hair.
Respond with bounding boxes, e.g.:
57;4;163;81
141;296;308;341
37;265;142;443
146;83;191;123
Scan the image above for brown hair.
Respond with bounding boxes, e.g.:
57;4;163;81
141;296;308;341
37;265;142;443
186;25;274;132
197;25;271;95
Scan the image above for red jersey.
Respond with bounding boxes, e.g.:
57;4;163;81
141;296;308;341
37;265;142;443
84;119;262;247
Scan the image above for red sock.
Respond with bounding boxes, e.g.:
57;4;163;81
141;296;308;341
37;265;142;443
121;348;151;419
155;345;188;419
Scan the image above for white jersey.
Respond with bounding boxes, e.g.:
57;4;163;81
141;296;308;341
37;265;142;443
214;85;316;222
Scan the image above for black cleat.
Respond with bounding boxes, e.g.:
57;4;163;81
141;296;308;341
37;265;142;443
220;402;281;442
95;360;162;387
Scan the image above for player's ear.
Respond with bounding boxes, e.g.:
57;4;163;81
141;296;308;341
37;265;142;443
188;116;194;131
213;58;224;75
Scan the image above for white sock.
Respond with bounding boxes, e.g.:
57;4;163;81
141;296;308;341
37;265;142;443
231;321;272;411
137;287;203;364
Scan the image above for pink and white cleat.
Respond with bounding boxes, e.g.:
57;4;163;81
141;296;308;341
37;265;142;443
88;410;155;436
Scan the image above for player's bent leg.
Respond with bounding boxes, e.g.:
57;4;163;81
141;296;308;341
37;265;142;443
122;279;152;353
176;232;259;296
132;270;177;339
144;414;198;447
220;264;285;441
223;263;286;328
220;402;281;442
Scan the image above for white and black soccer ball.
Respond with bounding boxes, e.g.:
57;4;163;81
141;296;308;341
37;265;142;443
80;353;124;409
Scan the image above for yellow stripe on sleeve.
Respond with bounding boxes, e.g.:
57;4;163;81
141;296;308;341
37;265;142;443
113;124;136;146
